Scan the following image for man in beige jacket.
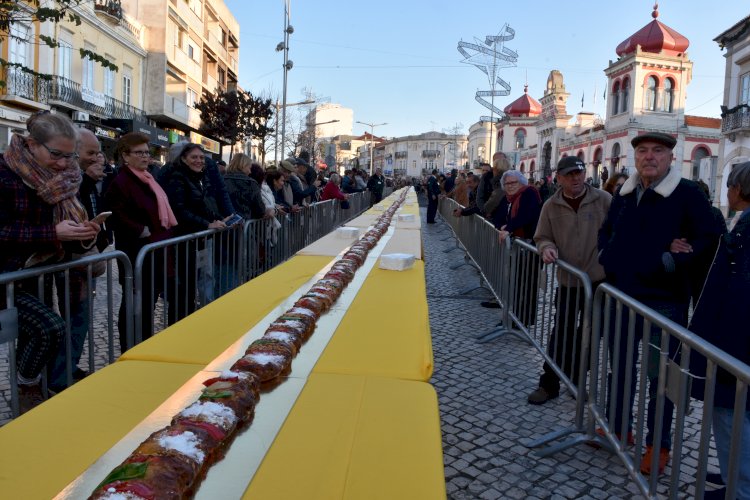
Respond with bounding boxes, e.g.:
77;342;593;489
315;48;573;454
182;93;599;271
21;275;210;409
527;156;611;404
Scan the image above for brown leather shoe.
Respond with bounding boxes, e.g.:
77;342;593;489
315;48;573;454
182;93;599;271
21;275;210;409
18;383;46;415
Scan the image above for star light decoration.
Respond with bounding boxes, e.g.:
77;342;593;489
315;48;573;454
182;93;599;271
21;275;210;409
457;24;518;122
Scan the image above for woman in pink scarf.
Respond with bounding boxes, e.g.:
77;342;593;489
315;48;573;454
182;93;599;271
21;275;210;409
105;132;178;352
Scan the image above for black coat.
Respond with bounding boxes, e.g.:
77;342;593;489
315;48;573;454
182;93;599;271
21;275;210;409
224;173;265;220
598;176;720;304
491;187;542;239
689;213;750;409
163;163;224;236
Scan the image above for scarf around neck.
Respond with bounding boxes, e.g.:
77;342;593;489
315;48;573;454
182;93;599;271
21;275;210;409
126;165;178;229
4;133;87;224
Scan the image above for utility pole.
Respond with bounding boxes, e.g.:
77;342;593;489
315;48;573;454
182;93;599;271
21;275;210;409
356;120;387;175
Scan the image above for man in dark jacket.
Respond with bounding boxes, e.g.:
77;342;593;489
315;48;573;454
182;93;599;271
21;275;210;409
426;169;441;223
367;168;386;205
598;132;722;476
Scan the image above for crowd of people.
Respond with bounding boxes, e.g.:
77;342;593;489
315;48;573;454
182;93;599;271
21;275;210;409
433;135;748;497
0;112;394;415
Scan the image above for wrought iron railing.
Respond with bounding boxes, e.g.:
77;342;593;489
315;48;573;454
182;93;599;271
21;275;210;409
2;67;49;103
94;0;123;20
721;104;750;134
48;76;146;120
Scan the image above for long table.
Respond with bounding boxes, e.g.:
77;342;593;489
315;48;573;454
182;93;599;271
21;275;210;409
0;188;444;499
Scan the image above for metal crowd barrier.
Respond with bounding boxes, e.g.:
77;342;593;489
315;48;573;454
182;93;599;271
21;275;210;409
436;197;750;499
0;250;132;418
133;192;371;348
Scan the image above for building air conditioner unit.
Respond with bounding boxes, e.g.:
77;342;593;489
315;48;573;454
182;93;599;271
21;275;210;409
73;111;90;122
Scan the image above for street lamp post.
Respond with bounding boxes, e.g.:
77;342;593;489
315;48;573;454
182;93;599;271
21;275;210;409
273;98;314;165
308;119;339;166
277;1;295;165
355;120;387;175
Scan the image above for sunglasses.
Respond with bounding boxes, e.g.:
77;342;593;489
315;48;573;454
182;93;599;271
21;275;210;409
40;142;79;161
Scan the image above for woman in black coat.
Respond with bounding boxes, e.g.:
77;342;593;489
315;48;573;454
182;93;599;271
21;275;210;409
223;153;265;220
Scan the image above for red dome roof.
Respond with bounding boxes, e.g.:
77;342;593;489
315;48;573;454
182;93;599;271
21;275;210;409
615;4;689;57
503;85;541;117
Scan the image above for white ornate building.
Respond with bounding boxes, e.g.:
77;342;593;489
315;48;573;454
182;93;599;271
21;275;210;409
476;5;722;196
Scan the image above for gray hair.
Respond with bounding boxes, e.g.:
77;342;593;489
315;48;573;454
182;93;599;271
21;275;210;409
500;169;528;186
329;172;341;185
728;161;750;201
168;140;190;164
26;111;78;144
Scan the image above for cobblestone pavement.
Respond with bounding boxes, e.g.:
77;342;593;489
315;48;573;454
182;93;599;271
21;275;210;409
421;204;719;500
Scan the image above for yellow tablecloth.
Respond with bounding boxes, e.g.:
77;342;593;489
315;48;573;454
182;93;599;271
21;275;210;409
0;360;204;499
244;373;445;500
120;255;333;365
296;227;422;259
313;260;432;381
346;213;421;230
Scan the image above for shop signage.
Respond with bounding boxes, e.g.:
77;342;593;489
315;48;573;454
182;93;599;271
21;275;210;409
168;130;185;144
189;131;220;154
94;126;118;140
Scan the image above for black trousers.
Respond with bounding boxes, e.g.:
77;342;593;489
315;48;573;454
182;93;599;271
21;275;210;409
426;196;438;223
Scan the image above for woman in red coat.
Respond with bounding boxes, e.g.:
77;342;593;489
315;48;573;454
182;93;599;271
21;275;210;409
321;173;349;202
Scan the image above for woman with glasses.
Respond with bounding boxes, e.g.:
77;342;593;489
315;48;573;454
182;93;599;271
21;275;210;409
494;170;543;327
0;112;100;414
105;132;178;352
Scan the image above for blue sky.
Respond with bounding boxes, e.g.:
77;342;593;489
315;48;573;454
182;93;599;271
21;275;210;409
224;0;748;138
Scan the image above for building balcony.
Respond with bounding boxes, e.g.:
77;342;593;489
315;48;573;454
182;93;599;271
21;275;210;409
0;67;49;108
721;104;750;139
395;151;408;159
94;0;123;21
204;73;219;93
47;76;145;120
207;32;228;61
422;149;440;159
168;45;200;77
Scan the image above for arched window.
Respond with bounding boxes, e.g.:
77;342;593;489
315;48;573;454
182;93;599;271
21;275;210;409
498;131;504;149
530;160;536;173
646;76;658;111
611;143;621;170
514;129;526;149
612;81;620;115
621;78;630;113
520;162;526;173
692;146;710;181
576;150;585;162
663;77;674;113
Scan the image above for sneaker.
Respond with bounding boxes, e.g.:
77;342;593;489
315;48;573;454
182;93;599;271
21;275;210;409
703;487;728;500
588;428;634;448
18;383;46;415
640;445;669;475
480;300;501;309
705;472;725;488
527;387;559;405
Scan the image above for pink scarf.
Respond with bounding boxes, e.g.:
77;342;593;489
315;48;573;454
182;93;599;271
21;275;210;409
127;166;178;229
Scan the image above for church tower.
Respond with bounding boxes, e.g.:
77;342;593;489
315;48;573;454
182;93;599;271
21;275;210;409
537;70;572;176
604;3;692;132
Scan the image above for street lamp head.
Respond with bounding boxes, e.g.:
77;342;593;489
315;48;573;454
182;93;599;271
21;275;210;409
286;25;294;34
285;60;294;70
275;42;286;52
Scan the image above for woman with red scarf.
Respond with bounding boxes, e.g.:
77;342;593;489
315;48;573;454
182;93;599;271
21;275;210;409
0;112;100;413
494;170;543;327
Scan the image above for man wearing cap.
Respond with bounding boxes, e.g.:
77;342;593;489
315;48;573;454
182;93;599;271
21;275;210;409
598;132;721;475
277;160;301;211
527;156;611;405
293;157;320;204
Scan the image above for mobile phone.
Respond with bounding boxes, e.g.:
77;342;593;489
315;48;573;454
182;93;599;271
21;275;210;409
225;213;243;226
90;211;112;225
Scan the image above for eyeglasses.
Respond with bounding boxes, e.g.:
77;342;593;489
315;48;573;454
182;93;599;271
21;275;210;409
503;181;520;187
40;142;79;161
127;150;151;158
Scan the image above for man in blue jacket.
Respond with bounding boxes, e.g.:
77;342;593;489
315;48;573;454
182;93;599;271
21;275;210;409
598;132;721;475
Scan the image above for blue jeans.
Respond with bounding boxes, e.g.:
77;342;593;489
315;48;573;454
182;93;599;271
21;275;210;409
606;300;686;448
713;407;750;500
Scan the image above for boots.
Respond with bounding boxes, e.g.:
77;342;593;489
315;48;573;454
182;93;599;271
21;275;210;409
18;383;46;415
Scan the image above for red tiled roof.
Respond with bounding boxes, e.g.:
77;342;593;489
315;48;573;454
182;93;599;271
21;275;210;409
684;116;721;129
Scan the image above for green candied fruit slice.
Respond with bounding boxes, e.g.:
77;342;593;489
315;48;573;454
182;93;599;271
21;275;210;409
97;461;148;488
200;389;233;399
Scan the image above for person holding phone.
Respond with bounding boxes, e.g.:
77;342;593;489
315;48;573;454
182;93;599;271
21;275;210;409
0;112;100;413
